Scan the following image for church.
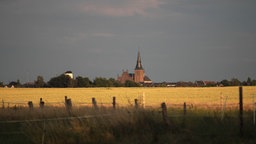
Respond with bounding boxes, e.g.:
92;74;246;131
117;50;152;84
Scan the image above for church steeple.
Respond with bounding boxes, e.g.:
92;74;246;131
134;49;145;83
117;49;151;84
135;50;143;70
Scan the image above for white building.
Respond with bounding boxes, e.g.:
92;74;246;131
64;71;74;79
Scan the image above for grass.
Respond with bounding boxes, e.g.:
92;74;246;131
1;106;256;144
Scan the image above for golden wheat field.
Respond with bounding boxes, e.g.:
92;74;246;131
0;87;256;109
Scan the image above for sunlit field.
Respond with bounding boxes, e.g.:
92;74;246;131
0;87;256;109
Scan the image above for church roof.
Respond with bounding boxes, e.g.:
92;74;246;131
144;76;152;81
65;71;73;74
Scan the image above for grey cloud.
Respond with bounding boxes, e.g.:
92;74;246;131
0;0;256;83
79;0;164;17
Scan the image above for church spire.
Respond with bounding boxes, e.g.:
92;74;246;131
135;49;143;70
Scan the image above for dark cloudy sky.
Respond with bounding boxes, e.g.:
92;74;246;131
1;0;256;83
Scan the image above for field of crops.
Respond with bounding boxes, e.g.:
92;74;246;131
1;87;256;109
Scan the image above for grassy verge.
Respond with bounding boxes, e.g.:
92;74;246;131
0;107;256;144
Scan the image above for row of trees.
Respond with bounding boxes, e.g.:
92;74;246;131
153;77;256;87
3;74;140;88
220;77;256;87
1;75;256;88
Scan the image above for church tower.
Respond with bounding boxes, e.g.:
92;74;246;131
134;50;145;83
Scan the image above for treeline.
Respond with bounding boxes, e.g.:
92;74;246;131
1;75;256;88
156;78;256;87
220;77;256;87
0;74;140;88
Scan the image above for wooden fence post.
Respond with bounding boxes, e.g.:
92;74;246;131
112;97;116;109
134;99;139;109
40;98;45;109
184;102;187;115
161;102;169;125
28;101;33;110
65;96;67;103
253;94;255;125
64;96;72;113
92;98;98;109
2;100;4;109
142;92;145;108
239;86;243;136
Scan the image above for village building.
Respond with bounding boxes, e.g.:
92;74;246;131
117;50;152;84
64;71;74;79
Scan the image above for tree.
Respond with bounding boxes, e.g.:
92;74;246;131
124;80;140;87
109;78;123;87
34;76;45;88
68;78;76;88
93;77;112;87
75;76;92;87
230;78;241;86
48;74;72;88
220;79;230;86
8;80;22;88
247;77;252;86
0;82;3;87
252;80;256;86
